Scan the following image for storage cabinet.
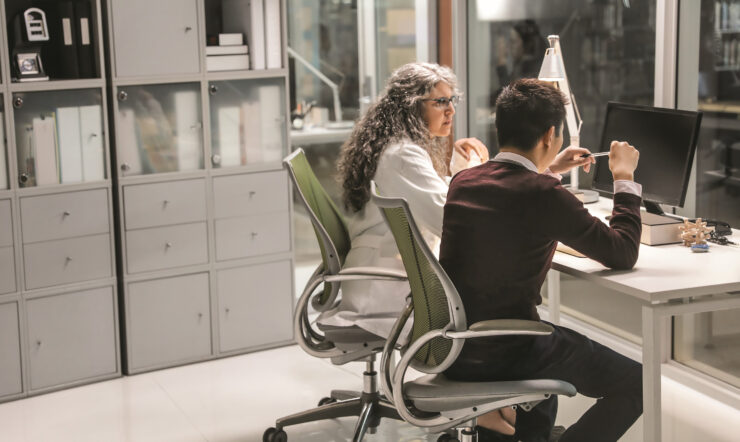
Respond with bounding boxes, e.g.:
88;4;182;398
0;0;120;403
108;0;294;374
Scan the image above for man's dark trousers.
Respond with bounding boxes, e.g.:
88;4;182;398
447;322;643;442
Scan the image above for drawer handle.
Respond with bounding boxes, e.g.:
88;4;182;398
62;211;71;218
197;312;203;321
225;307;230;316
36;340;42;348
248;191;256;199
185;26;192;33
251;232;258;239
165;242;173;250
65;256;73;265
162;200;170;209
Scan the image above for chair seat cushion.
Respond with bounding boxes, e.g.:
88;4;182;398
318;323;385;344
404;374;576;412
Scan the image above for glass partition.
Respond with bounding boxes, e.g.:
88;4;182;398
672;0;740;388
115;83;203;177
467;0;655;191
209;78;287;168
14;89;106;187
466;0;656;341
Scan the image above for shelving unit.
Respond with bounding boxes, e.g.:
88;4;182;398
105;0;294;374
0;0;120;403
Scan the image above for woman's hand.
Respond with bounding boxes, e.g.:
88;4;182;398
548;145;595;175
454;137;490;162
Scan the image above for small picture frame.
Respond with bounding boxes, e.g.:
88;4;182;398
13;51;48;81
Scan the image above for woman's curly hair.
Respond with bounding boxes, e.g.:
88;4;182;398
337;62;460;213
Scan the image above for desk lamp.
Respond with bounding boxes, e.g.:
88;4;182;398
538;35;599;204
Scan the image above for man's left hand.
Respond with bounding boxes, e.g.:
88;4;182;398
548;146;595;174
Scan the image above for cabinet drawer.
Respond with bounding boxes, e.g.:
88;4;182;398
213;171;289;218
217;260;293;353
0;247;16;295
0;301;22;398
24;234;112;290
26;287;117;391
215;212;290;261
127;273;211;370
21;190;109;243
126;222;208;274
0;199;12;247
124;179;207;230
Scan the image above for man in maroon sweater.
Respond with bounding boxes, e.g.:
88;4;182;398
441;79;643;442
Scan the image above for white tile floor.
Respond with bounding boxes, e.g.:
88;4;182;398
0;344;738;442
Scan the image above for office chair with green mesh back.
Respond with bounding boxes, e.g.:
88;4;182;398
263;149;407;442
371;181;577;442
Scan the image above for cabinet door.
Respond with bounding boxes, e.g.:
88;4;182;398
127;273;211;371
217;261;293;353
125;223;208;273
26;287;118;391
213;171;289;218
0;247;16;294
0;301;22;398
20;189;109;243
111;0;200;77
124;179;207;229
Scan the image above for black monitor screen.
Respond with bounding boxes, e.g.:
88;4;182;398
592;102;702;208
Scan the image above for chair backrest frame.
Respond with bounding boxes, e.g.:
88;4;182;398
371;182;466;374
284;148;350;310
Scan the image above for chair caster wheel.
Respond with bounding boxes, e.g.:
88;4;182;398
263;427;287;442
437;433;458;442
318;396;336;406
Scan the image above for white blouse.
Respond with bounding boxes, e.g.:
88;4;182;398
318;139;468;339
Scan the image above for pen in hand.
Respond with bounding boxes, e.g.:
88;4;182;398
579;152;610;158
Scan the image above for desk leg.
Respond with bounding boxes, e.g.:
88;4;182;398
547;270;560;325
642;305;662;442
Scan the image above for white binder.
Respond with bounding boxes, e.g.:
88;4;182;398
56;107;83;184
118;108;142;175
33;116;59;186
174;91;201;172
218;106;241;167
258;84;283;162
79;105;105;181
264;0;282;69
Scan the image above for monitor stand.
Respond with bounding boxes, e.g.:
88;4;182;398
570;187;599;204
644;200;667;216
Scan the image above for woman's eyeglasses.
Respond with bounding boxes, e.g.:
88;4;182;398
423;95;460;109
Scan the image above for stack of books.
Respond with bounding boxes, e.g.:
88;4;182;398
206;33;249;72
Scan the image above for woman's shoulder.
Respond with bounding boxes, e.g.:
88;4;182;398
381;138;430;163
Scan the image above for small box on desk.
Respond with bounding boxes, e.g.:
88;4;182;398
640;212;682;245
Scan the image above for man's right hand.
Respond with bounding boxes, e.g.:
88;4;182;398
608;141;639;181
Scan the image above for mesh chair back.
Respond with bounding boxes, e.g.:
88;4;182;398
372;185;465;373
284;149;351;306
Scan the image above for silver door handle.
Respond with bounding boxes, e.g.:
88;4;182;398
62;211;71;218
165;242;172;249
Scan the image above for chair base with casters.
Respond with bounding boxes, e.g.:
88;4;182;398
263;353;403;442
268;149;409;441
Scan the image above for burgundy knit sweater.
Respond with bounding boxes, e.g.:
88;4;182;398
439;161;642;326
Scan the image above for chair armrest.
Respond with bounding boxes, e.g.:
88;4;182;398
443;319;553;339
324;266;407;282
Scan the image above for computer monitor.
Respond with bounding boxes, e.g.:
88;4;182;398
592;102;703;215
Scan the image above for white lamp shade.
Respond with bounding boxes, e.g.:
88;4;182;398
538;48;565;81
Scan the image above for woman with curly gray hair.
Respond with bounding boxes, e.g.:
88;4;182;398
319;61;488;344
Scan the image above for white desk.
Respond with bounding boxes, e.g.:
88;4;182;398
546;198;740;442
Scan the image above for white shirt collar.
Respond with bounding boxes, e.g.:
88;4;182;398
493;152;538;173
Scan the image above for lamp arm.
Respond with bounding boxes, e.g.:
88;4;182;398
287;46;343;122
548;36;583;189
